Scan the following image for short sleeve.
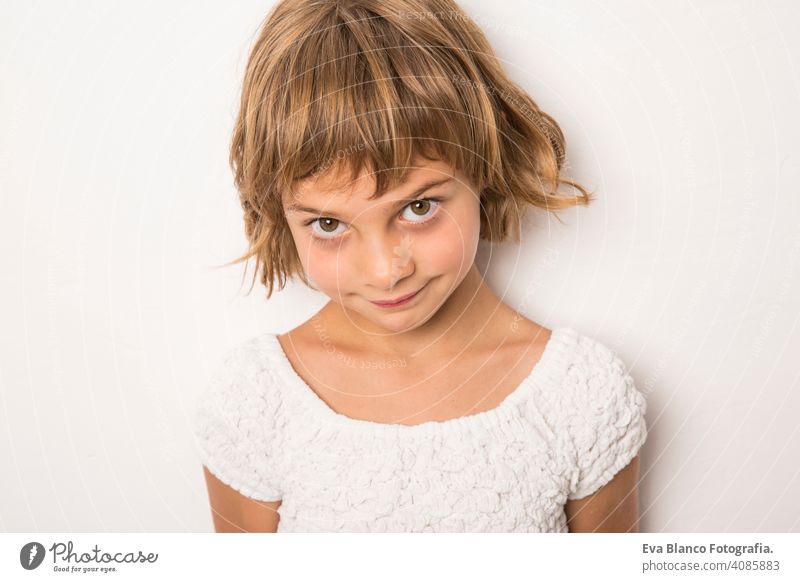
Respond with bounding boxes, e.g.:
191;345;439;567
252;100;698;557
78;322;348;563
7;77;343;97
563;336;648;501
191;344;284;501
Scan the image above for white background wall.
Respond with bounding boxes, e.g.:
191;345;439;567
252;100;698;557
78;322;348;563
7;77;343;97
1;0;798;532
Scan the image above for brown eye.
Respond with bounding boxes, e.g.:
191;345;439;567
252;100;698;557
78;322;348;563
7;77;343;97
401;198;440;223
318;218;339;232
308;216;347;241
409;200;430;216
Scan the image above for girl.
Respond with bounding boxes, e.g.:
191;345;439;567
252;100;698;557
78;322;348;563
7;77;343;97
192;0;648;533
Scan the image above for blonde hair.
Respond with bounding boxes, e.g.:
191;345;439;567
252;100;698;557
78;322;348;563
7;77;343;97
222;0;594;298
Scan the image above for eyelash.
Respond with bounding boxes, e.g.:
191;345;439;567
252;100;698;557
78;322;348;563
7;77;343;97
303;197;444;245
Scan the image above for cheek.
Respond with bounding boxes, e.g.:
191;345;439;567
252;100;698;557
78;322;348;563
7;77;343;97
310;261;342;291
291;231;356;293
298;241;345;289
425;201;481;271
288;225;329;283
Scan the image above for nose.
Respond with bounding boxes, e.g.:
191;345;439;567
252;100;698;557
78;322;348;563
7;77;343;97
358;231;415;291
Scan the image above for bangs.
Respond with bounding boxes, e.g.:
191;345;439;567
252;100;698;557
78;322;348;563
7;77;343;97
254;6;500;200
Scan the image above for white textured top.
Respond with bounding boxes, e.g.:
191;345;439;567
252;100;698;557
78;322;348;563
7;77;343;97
192;327;648;532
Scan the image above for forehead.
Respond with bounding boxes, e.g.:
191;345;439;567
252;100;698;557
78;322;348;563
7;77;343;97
287;157;457;206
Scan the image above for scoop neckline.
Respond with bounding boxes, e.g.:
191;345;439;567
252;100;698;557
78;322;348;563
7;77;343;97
261;326;574;437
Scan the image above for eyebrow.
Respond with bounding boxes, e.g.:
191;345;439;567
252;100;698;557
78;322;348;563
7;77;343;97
286;176;454;219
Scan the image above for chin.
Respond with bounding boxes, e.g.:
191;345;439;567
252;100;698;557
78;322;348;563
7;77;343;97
338;300;425;332
379;303;443;332
373;319;428;335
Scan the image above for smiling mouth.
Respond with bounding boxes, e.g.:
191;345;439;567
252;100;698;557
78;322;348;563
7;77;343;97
369;284;426;306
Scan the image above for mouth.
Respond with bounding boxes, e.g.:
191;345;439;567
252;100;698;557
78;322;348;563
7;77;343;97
369;283;427;308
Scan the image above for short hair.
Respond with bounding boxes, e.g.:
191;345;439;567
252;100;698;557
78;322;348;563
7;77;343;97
221;0;594;298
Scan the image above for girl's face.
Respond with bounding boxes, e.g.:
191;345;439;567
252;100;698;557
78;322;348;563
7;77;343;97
283;157;482;334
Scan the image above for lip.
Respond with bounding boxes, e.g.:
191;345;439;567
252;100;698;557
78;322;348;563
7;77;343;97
369;283;426;308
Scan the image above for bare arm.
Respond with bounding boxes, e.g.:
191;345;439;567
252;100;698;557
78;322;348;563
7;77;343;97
202;465;282;533
565;453;641;532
